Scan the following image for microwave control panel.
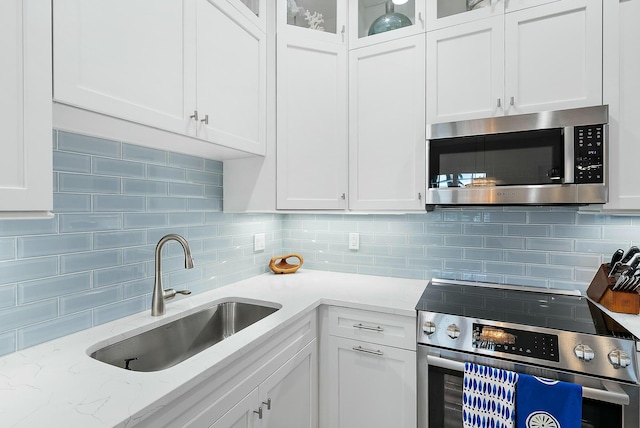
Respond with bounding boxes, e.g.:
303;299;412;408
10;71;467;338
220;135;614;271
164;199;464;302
574;125;604;183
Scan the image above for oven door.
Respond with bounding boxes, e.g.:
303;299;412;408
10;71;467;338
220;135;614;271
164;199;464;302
418;345;639;428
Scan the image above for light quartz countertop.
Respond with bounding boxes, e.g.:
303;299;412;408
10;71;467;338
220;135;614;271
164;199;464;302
0;269;428;428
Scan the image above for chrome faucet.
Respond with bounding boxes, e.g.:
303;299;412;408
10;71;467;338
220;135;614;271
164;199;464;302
151;234;195;316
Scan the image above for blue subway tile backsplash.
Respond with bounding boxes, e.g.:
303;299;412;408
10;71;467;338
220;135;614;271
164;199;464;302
3;130;640;358
0;131;281;357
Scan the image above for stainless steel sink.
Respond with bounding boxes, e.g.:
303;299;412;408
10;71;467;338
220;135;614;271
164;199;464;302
90;301;280;372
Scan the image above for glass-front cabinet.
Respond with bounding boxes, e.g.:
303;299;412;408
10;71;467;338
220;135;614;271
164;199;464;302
426;0;503;30
349;0;426;49
426;0;563;30
230;0;266;31
279;0;347;44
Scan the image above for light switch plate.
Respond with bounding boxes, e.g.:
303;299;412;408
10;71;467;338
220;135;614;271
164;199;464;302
254;233;266;252
348;232;359;250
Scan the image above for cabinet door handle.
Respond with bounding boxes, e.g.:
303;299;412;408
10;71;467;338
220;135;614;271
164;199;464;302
341;193;346;200
262;398;272;410
201;114;209;125
352;346;384;356
353;323;384;332
497;98;501;108
418;192;422;201
418;12;424;26
510;96;515;106
253;407;263;419
341;25;345;42
190;110;199;121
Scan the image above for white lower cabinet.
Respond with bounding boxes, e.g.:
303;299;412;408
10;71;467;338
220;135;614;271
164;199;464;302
326;337;416;428
320;306;417;428
135;312;316;428
212;339;318;428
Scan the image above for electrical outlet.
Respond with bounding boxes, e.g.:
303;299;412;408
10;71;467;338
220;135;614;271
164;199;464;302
254;233;266;252
348;232;360;250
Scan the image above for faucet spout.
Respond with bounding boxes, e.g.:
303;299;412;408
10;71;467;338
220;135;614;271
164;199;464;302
151;234;195;316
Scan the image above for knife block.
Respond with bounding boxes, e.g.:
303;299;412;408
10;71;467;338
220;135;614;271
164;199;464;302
587;263;640;314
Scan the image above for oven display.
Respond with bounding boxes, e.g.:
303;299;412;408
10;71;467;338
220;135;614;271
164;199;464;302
472;324;559;362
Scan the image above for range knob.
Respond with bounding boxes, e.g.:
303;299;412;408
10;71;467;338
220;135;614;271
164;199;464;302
574;344;595;362
422;321;436;335
608;349;631;369
446;324;461;340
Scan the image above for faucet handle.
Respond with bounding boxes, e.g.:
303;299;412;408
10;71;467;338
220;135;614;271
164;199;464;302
163;288;192;301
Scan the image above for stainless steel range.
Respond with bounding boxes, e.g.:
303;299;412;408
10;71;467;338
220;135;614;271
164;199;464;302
416;278;640;428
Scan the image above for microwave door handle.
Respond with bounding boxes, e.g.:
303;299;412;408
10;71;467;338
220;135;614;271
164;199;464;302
564;126;575;184
425;355;630;406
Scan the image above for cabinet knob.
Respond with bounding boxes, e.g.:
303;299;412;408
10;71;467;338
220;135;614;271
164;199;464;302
341;193;346;200
190;110;199;121
201;114;209;125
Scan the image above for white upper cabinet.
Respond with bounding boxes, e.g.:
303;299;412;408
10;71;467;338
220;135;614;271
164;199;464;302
349;34;426;211
230;0;267;31
53;0;266;156
426;0;561;30
196;0;267;155
504;0;602;116
53;0;195;136
426;15;504;123
0;0;52;216
602;0;640;211
278;0;348;44
348;0;426;49
426;0;602;124
276;35;348;210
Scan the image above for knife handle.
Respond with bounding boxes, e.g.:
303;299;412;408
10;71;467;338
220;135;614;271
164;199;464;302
621;246;639;264
608;248;624;269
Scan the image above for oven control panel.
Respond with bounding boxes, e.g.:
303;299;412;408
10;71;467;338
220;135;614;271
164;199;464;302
472;323;559;363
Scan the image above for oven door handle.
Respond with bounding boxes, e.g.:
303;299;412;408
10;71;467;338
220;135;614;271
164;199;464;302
426;355;630;406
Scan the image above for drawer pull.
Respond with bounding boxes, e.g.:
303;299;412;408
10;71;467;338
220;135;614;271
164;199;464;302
353;323;384;332
352;346;383;356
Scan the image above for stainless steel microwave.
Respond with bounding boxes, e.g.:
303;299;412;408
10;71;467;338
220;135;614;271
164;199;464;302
425;105;608;210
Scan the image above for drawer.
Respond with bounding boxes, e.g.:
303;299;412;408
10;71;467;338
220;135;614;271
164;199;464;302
327;306;416;350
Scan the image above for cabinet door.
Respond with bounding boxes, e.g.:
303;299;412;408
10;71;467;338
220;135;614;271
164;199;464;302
326;336;416;428
260;339;318;428
426;16;504;124
277;0;347;45
211;389;260;428
276;36;348;210
504;0;602;115
603;0;640;211
53;0;196;137
348;0;426;50
349;35;426;211
0;0;52;213
196;0;267;155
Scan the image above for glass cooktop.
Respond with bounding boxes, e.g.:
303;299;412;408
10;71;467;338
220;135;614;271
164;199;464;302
415;279;634;339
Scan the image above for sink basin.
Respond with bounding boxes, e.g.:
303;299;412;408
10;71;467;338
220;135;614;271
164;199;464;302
89;300;280;372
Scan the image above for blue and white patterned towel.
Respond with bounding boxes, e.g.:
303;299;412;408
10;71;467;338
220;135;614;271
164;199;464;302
515;374;582;428
463;362;518;428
